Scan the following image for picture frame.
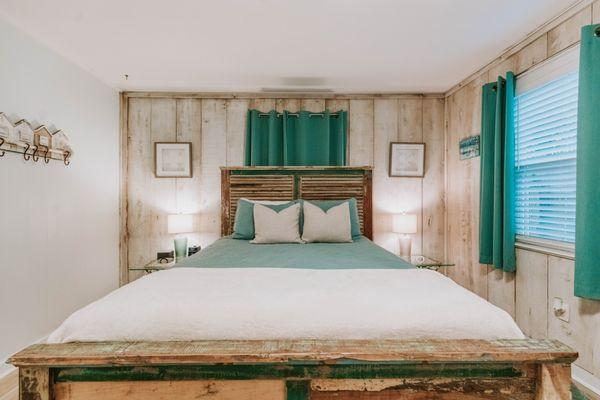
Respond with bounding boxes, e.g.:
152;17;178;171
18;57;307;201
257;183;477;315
459;135;480;160
389;142;425;177
154;142;192;178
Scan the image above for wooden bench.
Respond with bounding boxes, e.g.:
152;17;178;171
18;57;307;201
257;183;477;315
9;338;577;400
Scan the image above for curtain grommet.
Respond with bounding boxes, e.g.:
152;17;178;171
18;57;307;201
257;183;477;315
594;26;600;37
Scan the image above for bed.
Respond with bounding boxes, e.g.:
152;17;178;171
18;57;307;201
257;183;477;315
9;167;577;400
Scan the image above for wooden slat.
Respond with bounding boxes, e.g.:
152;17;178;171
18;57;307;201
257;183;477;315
8;339;577;367
311;375;537;400
349;100;374;166
301;99;325;112
276;99;300;113
126;98;153;282
200;99;228;244
547;6;592;57
516;249;549;339
286;381;310;400
422;98;445;262
299;175;368;232
514;34;548;75
224;174;294;235
176;98;203;248
397;98;424;254
535;364;571;400
19;368;50;400
118;93;129;286
52;362;528;382
54;380;285;400
372;99;400;253
444;73;490;300
226;99;249;166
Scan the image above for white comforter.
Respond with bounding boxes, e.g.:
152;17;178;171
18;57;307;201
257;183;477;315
48;268;523;343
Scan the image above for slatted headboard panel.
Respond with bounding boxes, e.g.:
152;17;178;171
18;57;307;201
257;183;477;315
221;167;373;239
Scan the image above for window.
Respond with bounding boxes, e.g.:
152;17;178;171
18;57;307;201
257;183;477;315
514;48;579;244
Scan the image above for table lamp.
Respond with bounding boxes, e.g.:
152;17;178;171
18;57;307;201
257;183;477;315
168;214;195;261
393;213;417;257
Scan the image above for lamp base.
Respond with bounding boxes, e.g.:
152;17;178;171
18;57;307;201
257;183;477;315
398;236;412;258
174;237;188;261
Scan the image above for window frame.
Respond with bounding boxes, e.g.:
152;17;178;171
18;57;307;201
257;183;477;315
512;45;579;257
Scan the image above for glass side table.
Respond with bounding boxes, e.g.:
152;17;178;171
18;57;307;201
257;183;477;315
399;255;455;271
129;259;176;274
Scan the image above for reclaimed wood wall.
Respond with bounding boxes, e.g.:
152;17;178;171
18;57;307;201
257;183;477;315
122;94;445;282
444;0;600;379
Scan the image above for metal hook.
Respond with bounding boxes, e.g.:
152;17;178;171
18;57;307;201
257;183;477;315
31;145;39;162
40;145;50;163
23;143;31;160
0;137;5;157
63;150;71;166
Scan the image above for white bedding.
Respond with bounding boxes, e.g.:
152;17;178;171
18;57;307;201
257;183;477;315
47;267;523;343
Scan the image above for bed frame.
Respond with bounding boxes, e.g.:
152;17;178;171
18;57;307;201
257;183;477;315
8;166;577;400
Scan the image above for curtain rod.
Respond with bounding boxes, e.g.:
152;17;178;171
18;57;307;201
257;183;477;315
257;112;341;117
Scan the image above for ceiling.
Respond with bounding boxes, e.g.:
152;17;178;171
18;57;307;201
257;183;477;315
0;0;577;93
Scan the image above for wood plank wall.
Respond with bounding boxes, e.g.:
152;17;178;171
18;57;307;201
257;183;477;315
122;94;445;282
444;0;600;379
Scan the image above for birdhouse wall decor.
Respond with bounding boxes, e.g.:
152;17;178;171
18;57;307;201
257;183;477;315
0;112;72;165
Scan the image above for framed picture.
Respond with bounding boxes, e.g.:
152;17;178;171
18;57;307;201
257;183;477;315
154;142;192;178
459;135;480;160
389;142;425;177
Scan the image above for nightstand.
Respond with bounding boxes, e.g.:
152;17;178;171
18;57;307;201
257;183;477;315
399;255;454;271
129;259;176;274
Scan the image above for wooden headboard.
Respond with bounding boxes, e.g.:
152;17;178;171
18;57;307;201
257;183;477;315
221;167;373;240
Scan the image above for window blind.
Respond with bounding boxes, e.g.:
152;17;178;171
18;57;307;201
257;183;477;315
514;70;578;243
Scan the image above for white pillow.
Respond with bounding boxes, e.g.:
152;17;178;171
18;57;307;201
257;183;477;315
250;203;303;244
302;201;352;243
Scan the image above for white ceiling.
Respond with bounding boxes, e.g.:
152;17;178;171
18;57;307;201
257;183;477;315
0;0;577;93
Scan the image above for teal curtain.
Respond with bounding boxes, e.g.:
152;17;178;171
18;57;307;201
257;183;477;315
245;109;347;166
575;24;600;300
479;72;517;272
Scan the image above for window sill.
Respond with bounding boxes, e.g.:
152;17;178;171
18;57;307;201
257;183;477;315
515;235;574;260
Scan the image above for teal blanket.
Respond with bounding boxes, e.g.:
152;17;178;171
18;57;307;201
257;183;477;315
176;236;412;269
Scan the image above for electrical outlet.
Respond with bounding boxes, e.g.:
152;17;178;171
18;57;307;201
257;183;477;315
552;297;570;322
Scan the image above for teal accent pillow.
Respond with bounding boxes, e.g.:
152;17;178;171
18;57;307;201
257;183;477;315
232;199;298;239
304;198;361;240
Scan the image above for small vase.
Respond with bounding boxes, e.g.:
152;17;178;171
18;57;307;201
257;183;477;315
174;237;188;261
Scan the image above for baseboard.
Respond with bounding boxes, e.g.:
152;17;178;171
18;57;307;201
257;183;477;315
0;369;17;400
574;365;600;400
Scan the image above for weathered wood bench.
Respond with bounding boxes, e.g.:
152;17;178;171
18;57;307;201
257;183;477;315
9;339;577;400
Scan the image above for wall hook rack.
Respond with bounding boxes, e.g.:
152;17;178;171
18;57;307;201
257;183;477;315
0;112;73;166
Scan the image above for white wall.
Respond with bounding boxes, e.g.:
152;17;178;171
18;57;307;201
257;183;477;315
0;18;120;377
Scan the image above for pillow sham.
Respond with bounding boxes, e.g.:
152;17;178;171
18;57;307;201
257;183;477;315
301;200;352;243
251;203;303;244
232;198;295;239
306;198;361;240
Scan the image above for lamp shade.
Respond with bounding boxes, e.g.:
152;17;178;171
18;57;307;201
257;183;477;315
168;214;194;234
392;213;417;234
